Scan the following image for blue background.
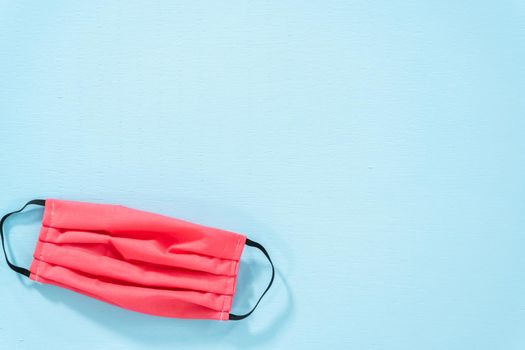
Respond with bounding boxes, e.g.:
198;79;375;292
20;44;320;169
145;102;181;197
1;1;524;349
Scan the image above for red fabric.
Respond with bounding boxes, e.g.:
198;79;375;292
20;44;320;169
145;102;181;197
29;199;246;320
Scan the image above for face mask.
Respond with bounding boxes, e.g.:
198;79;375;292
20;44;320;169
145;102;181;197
1;199;274;320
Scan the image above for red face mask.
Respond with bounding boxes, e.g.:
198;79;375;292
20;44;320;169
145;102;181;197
1;199;274;321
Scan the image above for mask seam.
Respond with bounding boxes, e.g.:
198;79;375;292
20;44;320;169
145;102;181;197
35;199;54;282
220;235;242;320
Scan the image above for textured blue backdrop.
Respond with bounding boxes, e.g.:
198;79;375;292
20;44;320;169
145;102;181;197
1;1;525;349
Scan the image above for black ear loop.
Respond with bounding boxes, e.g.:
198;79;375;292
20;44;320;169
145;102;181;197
229;238;275;320
0;199;45;277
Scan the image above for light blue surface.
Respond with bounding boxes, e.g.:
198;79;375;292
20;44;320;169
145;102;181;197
1;1;525;349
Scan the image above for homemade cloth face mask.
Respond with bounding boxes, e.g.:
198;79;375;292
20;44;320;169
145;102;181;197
0;199;274;320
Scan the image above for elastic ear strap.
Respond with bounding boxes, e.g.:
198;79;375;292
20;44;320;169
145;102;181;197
0;199;45;277
229;238;275;320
